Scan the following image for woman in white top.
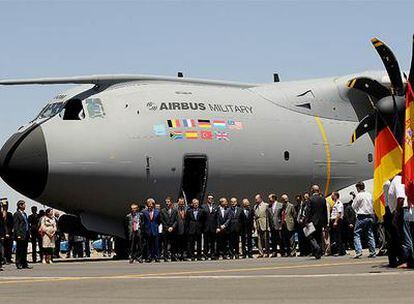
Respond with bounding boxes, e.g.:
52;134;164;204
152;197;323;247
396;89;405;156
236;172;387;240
39;208;57;264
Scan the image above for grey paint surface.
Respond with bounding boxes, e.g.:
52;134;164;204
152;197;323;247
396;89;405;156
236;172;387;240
0;256;412;304
1;73;377;236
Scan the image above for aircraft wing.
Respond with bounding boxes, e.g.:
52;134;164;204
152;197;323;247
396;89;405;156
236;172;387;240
0;74;256;88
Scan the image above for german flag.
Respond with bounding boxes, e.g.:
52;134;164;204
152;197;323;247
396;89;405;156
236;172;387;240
373;114;402;218
403;82;414;204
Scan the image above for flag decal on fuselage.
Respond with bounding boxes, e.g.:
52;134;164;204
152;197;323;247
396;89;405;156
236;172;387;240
153;118;244;141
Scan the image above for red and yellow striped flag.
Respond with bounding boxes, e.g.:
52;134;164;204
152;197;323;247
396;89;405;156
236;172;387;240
373;114;402;218
403;82;414;204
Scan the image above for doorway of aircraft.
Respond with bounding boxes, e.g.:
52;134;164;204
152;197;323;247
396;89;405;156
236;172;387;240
180;154;208;204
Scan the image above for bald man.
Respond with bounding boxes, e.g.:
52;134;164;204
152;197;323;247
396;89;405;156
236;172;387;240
186;198;205;261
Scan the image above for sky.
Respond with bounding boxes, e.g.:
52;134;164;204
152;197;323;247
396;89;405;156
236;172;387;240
0;0;413;210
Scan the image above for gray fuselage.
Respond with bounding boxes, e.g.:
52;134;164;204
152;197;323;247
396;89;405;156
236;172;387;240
0;74;375;236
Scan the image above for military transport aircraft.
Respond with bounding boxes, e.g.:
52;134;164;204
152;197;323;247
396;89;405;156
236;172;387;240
0;38;412;253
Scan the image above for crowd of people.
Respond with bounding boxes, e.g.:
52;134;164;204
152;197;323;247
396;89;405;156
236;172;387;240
0;200;60;270
124;182;388;264
0;199;100;271
1;179;413;270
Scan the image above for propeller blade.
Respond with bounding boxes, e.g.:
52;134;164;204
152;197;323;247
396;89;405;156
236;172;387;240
351;114;376;143
409;34;414;88
371;37;404;96
347;77;390;100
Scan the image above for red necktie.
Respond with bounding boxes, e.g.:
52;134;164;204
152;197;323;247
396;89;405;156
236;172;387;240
282;209;286;223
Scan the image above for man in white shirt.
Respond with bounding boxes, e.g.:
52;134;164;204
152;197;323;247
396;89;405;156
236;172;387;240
330;192;346;256
388;175;414;268
352;181;376;259
383;180;401;267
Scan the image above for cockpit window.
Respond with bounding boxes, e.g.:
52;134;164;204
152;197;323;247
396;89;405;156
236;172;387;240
36;102;64;119
61;99;85;120
85;98;105;118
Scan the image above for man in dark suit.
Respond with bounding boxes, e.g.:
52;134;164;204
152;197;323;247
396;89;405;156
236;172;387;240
267;194;283;257
160;197;178;262
186;198;205;261
216;197;232;259
1;199;14;264
305;185;328;259
125;203;144;263
142;198;160;263
13;200;31;269
229;197;245;259
201;194;217;260
241;199;254;258
28;206;42;263
175;197;187;260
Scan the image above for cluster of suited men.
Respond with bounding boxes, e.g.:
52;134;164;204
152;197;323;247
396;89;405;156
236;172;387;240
4;179;412;268
125;184;360;263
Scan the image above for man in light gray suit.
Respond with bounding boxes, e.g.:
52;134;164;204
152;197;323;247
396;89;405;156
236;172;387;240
254;194;270;258
268;194;284;257
281;194;297;257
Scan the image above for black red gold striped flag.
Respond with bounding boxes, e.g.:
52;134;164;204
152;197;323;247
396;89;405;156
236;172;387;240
373;114;402;218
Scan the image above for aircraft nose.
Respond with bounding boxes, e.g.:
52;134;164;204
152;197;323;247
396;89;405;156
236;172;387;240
0;125;48;199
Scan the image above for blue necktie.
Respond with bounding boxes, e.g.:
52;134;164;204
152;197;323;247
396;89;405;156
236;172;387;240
23;212;29;232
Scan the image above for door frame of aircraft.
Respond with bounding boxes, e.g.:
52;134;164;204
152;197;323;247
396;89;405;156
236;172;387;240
180;154;209;205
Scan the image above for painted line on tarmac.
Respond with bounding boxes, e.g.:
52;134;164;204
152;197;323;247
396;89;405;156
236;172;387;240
114;259;383;279
3;271;411;281
95;272;414;280
0;260;389;285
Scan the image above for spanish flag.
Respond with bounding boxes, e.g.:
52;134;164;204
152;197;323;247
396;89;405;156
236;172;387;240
403;82;414;204
373;114;402;218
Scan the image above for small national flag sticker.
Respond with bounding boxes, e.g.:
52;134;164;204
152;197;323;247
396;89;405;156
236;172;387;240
170;131;184;140
213;120;227;129
201;130;213;140
185;130;198;139
227;120;243;130
182;119;196;128
153;124;167;136
215;131;229;141
198;119;211;128
167;119;181;128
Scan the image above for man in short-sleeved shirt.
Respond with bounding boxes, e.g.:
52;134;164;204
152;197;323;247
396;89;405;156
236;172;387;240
330;192;346;256
388;175;409;212
352;182;376;258
331;198;344;220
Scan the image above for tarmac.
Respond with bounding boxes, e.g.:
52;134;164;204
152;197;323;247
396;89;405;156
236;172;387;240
0;254;413;304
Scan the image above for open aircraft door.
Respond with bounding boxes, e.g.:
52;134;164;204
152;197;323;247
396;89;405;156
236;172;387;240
180;154;208;204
